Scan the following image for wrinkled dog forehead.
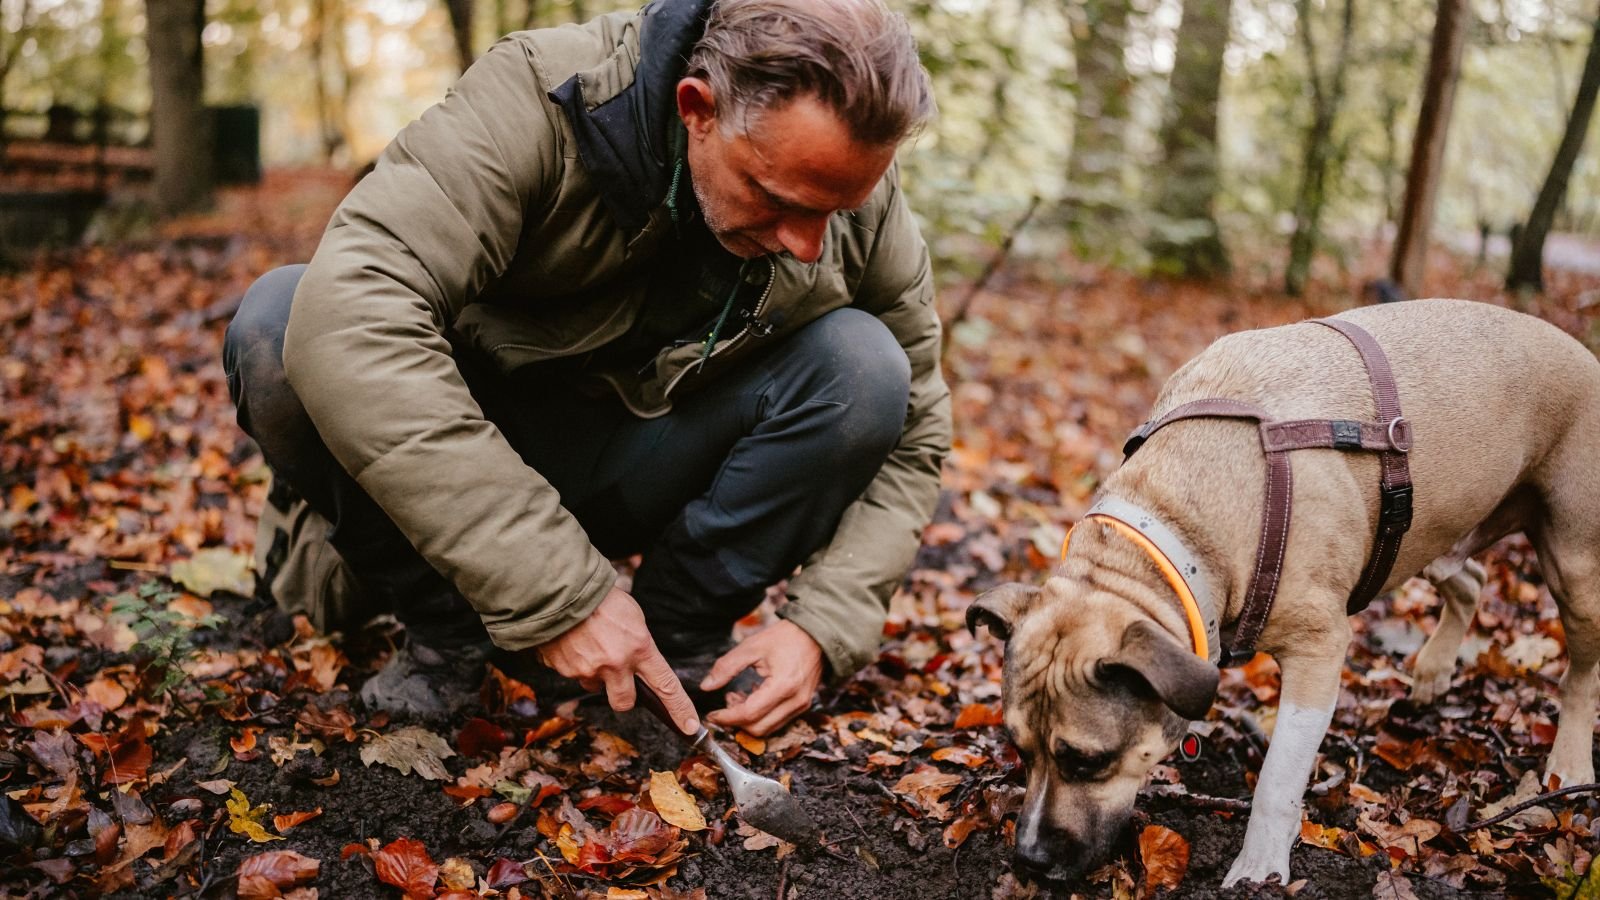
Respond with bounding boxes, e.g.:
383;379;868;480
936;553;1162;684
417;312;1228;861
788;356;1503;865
1001;608;1143;750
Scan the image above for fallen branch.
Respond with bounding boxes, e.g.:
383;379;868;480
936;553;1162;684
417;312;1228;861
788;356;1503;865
1460;782;1600;832
941;194;1042;359
1139;783;1251;814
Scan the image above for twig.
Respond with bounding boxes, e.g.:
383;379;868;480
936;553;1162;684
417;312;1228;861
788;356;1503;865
776;858;790;900
844;805;869;838
941;194;1042;356
1461;782;1600;831
1139;784;1251;814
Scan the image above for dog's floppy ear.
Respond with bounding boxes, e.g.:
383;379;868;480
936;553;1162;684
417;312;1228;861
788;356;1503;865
965;583;1041;642
1097;619;1219;720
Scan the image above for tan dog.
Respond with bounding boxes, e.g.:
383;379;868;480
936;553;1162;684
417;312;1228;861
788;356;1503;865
968;299;1600;887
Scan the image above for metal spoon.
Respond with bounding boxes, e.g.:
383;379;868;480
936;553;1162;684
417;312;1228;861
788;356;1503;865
633;677;821;847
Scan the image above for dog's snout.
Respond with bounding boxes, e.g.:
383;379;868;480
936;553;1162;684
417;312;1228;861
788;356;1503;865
1013;837;1057;877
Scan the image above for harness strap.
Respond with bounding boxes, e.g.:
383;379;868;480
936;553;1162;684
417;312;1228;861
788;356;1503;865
1118;317;1413;665
1309;318;1414;612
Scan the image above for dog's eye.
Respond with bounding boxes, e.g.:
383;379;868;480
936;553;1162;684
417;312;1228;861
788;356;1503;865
1053;742;1116;779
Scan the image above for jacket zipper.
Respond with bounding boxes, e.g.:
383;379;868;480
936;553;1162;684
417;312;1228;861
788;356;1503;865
660;256;776;398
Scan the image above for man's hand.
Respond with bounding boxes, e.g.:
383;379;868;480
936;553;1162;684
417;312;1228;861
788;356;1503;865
702;620;823;736
536;585;700;735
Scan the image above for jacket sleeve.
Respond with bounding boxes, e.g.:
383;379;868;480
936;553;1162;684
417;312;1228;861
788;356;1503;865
777;170;952;680
282;37;618;651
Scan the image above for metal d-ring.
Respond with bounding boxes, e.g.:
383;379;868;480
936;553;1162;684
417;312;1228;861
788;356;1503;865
1386;416;1412;452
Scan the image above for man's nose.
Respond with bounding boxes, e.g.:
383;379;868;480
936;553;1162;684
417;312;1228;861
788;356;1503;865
775;215;830;263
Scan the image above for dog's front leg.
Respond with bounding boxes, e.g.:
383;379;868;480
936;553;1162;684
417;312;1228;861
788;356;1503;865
1223;646;1347;887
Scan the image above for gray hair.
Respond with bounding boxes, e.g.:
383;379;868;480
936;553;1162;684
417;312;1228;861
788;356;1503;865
685;0;935;146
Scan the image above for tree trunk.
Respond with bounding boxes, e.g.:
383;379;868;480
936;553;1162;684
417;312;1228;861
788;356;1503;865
1065;0;1133;237
1;0;38;152
1147;0;1234;279
145;0;214;217
1506;7;1600;293
445;0;475;72
1388;0;1468;299
1285;0;1357;296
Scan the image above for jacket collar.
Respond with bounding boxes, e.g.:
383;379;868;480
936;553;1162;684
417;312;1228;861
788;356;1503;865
547;0;715;234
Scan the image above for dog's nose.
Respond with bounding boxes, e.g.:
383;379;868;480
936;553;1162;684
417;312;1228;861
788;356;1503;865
1013;838;1056;878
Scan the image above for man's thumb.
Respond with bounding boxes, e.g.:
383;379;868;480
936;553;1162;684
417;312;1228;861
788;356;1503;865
700;646;755;691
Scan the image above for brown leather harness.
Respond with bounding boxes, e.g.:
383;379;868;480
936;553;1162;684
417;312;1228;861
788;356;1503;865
1120;318;1414;666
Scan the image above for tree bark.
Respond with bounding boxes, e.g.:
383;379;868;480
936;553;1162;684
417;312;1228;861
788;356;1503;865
445;0;475;72
1065;0;1133;234
1388;0;1468;299
145;0;214;216
1506;7;1600;293
1285;0;1357;296
1147;0;1234;279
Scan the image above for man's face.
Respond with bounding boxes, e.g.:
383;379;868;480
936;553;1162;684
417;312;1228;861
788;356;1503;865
677;80;898;263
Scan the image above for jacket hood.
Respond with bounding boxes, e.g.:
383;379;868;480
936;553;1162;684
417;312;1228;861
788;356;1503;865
547;0;715;234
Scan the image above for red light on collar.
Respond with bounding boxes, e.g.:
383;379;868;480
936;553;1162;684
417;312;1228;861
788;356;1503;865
1179;733;1202;762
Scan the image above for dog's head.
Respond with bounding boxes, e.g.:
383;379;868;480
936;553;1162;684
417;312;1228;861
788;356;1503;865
968;578;1219;883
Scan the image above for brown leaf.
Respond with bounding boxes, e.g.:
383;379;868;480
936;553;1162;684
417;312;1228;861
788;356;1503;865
486;857;529;889
648;770;707;831
891;766;964;819
237;849;320;900
1138;824;1189;892
374;836;439;899
360;726;456;781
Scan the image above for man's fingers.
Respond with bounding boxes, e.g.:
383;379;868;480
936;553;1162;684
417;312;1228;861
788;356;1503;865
636;653;701;736
699;643;759;691
604;671;636;713
709;676;790;730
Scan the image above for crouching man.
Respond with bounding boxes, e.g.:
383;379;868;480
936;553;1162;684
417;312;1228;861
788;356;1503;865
222;0;950;736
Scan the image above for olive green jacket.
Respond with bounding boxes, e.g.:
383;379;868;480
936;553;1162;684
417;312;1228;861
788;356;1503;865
283;5;951;679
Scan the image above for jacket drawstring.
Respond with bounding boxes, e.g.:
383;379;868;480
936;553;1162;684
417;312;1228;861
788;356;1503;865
703;259;749;360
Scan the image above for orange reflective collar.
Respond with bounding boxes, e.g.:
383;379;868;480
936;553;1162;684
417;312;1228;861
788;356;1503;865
1062;514;1211;661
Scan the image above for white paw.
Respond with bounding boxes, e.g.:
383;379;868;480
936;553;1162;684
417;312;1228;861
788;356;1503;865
1546;759;1595;789
1222;851;1290;888
1408;664;1452;703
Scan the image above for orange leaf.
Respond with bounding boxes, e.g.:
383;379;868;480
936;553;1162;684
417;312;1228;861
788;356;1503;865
733;731;766;755
481;665;537;716
943;814;981;849
374;836;439;899
953;703;1003;729
105;730;152;785
1138;824;1190;892
231;727;261;754
237;850;320;900
272;808;323;833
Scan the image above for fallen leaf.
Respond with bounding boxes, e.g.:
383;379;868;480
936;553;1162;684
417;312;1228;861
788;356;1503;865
272;808;322;833
169;547;255;597
1138;824;1189;892
374;836;439;899
486;856;529;889
892;766;964;819
226;788;284;843
237;849;319;899
439;856;475;891
649;770;707;831
734;731;766;755
456;718;509;759
1373;870;1420;899
953;703;1003;729
361;726;456;781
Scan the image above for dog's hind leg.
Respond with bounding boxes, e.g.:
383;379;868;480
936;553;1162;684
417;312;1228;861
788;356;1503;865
1410;554;1487;703
1533;527;1600;787
1224;606;1351;888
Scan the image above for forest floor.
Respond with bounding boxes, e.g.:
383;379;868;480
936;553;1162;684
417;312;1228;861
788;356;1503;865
3;170;1600;899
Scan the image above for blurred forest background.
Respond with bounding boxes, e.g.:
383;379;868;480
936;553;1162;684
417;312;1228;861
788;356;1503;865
6;0;1600;300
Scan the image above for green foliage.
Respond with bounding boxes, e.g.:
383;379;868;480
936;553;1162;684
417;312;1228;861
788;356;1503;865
109;580;224;702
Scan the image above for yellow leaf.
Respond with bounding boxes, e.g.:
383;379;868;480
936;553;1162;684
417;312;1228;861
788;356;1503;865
439;857;476;891
734;731;766;755
226;788;284;843
169;548;255;598
127;414;156;442
648;770;707;832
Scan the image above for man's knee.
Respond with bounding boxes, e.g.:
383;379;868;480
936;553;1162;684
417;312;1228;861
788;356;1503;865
788;308;911;456
224;264;308;439
224;265;306;379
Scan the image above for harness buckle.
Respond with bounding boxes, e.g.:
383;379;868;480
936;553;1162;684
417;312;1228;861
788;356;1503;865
1123;423;1154;458
1380;484;1414;532
1330;420;1363;449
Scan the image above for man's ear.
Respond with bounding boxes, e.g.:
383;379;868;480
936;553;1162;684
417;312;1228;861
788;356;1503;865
1095;619;1219;721
675;76;718;139
965;583;1041;642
